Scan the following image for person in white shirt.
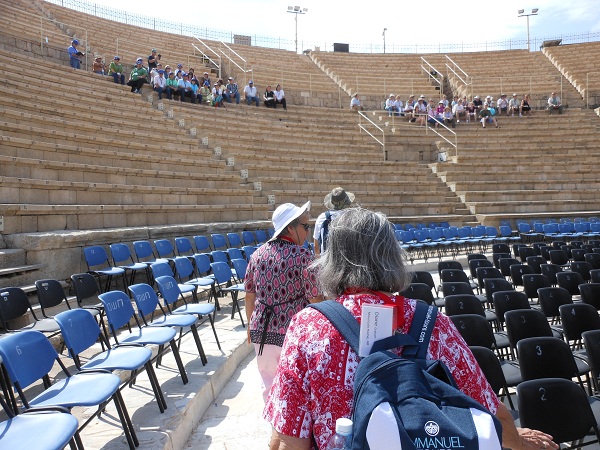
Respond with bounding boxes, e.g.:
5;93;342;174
496;94;509;116
350;93;364;111
508;94;520;116
548;92;563;114
394;96;404;116
153;69;167;100
385;94;398;116
452;99;466;123
244;80;260;106
274;84;287;110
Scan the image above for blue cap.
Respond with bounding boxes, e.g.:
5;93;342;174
136;58;143;63
249;80;253;84
158;69;165;74
177;63;183;67
72;39;79;45
114;56;120;60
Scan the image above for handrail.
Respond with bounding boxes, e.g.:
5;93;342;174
445;63;469;86
445;55;469;80
425;118;458;158
191;43;220;70
420;57;441;86
218;49;247;75
220;41;246;65
358;111;386;160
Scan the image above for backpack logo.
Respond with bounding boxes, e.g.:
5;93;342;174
424;421;439;436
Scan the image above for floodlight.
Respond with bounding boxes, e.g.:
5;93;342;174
294;5;300;11
288;6;293;11
532;8;538;13
518;9;524;14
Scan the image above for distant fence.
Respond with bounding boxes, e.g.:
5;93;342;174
47;0;600;54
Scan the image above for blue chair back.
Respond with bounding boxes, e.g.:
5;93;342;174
83;245;110;268
110;243;134;265
517;223;532;233
55;308;101;356
193;235;212;253
0;330;57;389
227;248;244;261
154;275;182;307
151;262;174;279
211;250;229;264
98;290;136;333
133;241;156;261
154;239;175;259
128;283;161;317
175;237;194;256
210;261;234;284
267;229;275;238
486;226;499;238
211;234;228;250
241;231;256;246
193;253;212;275
227;233;242;248
231;259;248;281
242;246;256;261
255;230;268;244
173;256;195;280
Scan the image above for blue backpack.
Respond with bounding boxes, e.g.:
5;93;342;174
310;300;502;450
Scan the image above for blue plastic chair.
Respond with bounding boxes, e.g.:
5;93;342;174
110;242;150;284
241;231;256;246
174;237;195;256
210;261;245;325
129;283;208;364
173;256;214;301
154;276;221;350
193;235;212;253
226;248;244;264
154;239;177;260
211;234;228;251
231;258;248;282
211;250;230;264
133;240;168;265
0;330;138;449
255;230;268;244
55;308;166;413
242;245;256;261
83;245;126;292
227;233;242;248
99;290;189;384
150;261;197;299
0;395;81;450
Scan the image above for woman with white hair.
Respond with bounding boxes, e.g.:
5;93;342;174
244;202;321;402
265;208;557;450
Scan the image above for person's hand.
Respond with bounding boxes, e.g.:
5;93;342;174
516;428;558;450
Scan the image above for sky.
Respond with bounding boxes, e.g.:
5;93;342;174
72;0;600;53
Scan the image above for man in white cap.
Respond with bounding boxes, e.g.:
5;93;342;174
313;187;355;256
244;201;321;402
509;93;520;116
244;80;260;106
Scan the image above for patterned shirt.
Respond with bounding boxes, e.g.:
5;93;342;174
264;292;500;449
244;239;319;348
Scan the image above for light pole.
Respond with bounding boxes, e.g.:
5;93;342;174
518;8;539;51
382;28;387;54
287;5;308;54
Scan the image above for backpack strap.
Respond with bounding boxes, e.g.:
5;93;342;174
309;300;429;357
402;302;438;359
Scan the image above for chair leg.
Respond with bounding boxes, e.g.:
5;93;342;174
168;339;189;384
207;314;222;351
112;390;139;449
230;292;245;327
190;324;208;365
144;361;167;413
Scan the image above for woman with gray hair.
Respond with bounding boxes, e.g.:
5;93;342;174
264;208;556;450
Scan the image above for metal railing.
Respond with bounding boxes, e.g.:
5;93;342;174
586;72;600;108
358;111;385;160
420;57;441;87
445;55;469;87
425;118;458;158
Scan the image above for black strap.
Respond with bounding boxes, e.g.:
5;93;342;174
256;296;301;356
309;299;438;358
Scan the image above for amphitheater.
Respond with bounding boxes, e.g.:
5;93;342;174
1;0;600;448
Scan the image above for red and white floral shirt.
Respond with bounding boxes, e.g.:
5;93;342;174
264;292;500;449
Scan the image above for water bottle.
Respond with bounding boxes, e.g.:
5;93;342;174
325;417;353;449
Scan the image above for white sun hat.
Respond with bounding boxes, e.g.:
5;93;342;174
270;201;311;240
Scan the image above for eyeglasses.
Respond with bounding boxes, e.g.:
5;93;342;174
298;223;310;231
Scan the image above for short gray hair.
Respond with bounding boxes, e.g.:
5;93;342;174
313;208;411;297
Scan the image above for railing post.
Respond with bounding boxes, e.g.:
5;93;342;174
116;37;119;58
40;18;43;50
586;73;589;109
